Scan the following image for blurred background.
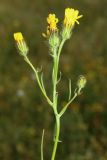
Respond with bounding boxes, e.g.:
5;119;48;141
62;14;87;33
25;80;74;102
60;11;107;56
0;0;107;159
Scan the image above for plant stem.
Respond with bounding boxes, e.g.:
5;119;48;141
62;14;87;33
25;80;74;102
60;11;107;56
52;55;58;112
51;40;65;160
51;115;60;160
59;93;77;117
41;129;44;160
24;56;53;106
57;39;65;62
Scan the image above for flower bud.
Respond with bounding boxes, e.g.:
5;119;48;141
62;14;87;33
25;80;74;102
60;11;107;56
77;75;87;94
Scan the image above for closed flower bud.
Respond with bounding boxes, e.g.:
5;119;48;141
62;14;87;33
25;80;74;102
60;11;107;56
77;75;87;94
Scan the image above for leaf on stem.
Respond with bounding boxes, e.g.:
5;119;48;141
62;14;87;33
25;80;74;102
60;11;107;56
40;72;47;93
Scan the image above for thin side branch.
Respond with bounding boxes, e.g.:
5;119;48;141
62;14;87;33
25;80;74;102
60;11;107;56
68;79;72;100
59;92;77;117
24;56;53;107
41;129;45;160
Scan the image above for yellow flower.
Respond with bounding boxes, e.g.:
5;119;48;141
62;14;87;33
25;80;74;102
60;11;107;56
13;32;28;56
42;14;59;38
47;14;58;31
64;8;83;27
14;32;24;41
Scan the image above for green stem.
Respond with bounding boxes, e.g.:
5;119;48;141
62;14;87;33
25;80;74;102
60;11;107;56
57;39;65;65
52;56;58;112
51;115;60;160
51;40;65;160
41;129;44;160
24;56;53;106
59;93;77;117
52;40;65;111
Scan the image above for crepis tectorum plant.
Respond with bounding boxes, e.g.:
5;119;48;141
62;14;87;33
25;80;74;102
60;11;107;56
14;7;86;160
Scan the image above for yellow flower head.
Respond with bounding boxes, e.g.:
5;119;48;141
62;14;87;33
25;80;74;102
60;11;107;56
14;32;24;42
47;14;58;31
13;32;28;56
64;8;83;27
42;14;59;38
